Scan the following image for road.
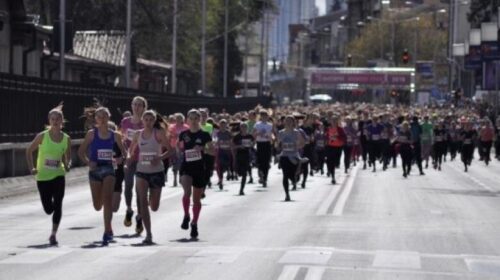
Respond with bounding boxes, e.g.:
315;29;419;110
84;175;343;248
1;157;500;280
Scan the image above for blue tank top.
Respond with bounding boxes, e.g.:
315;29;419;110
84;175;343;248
90;128;115;166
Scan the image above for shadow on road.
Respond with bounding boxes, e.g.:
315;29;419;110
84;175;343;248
171;238;201;243
26;243;56;249
115;233;141;239
130;242;157;247
67;226;95;230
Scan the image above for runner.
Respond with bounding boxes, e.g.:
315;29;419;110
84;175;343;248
325;115;346;184
232;122;255;195
367;115;384;172
314;122;326;174
479;118;494;166
120;96;147;234
299;114;315;188
397;121;413;178
215;119;233;190
460;120;477;172
178;109;214;238
78;107;126;246
276;116;305;201
128;110;169;244
420;116;433;169
253;110;274;188
410;116;425;176
168;113;189;187
432;121;447;171
26;104;71;245
343;116;357;173
200;109;215;193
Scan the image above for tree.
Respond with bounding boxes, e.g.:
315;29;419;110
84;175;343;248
345;12;448;67
24;0;273;95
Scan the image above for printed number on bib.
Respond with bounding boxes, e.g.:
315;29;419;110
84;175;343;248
372;134;380;141
464;139;472;145
282;142;295;152
126;129;137;141
219;141;231;149
97;149;113;161
44;158;60;170
242;139;253;148
435;136;443;142
185;149;202;162
316;140;325;147
140;152;157;165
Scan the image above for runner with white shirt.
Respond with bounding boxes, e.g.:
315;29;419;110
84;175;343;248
253;110;273;188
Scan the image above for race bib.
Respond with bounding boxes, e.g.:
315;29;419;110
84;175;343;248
347;136;353;143
372;134;380;141
282;142;295;152
449;132;455;138
421;134;430;141
399;136;408;142
44;158;60;170
126;129;137;141
185;149;202;162
435;136;443;142
242;139;253;148
316;140;325;147
329;135;337;141
140;152;157;165
463;139;472;145
97;149;113;161
219;141;231;149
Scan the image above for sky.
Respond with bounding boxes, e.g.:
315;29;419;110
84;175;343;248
316;0;326;15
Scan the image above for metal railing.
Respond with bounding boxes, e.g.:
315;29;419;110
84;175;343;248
0;73;270;143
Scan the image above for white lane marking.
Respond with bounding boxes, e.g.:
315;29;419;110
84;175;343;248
316;175;347;215
0;249;72;264
372;250;421;270
186;248;243;264
279;250;333;265
323;265;467;277
448;163;495;192
332;165;359;216
304;266;326;280
277;265;301;280
465;258;500;277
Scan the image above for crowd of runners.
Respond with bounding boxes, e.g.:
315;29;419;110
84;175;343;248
25;95;500;246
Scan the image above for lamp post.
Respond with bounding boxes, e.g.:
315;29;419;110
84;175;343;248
481;21;499;117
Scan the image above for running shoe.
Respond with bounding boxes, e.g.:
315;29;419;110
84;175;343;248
239;191;245;196
218;182;223;190
135;216;144;235
190;223;199;238
102;232;113;246
248;177;253;184
301;182;306;189
285;195;291;202
49;235;58;246
181;215;190;230
201;192;206;199
142;235;153;245
124;209;134;227
331;178;336;185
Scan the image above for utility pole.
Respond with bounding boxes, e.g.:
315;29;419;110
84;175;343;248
201;0;207;95
125;0;132;88
59;0;65;81
243;0;249;96
171;0;178;94
223;0;229;98
448;0;455;92
259;1;266;96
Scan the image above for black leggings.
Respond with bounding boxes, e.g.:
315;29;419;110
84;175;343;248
280;157;297;197
343;145;353;170
400;146;412;174
326;146;343;179
37;176;65;225
257;142;272;182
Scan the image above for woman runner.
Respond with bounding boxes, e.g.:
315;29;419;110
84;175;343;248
26;104;71;245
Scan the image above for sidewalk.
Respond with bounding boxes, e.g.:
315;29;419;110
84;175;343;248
0;167;88;199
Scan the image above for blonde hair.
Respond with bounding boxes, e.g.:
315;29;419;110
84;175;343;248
132;96;148;110
95;107;111;118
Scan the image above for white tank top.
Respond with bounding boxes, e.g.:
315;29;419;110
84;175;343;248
136;129;164;173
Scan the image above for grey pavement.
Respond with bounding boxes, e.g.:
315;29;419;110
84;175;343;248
0;158;500;279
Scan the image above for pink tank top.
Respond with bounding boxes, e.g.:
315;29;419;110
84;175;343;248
121;117;144;161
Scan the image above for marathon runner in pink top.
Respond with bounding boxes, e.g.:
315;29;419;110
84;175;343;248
120;96;147;234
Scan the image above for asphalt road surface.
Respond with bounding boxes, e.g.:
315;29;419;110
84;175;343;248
1;158;500;280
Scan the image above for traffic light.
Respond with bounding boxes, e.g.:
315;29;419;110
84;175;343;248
402;49;410;64
347;54;352;67
391;90;398;98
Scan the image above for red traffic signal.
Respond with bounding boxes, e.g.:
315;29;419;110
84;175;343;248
402;49;410;64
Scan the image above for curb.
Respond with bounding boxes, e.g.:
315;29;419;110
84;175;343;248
0;167;89;199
